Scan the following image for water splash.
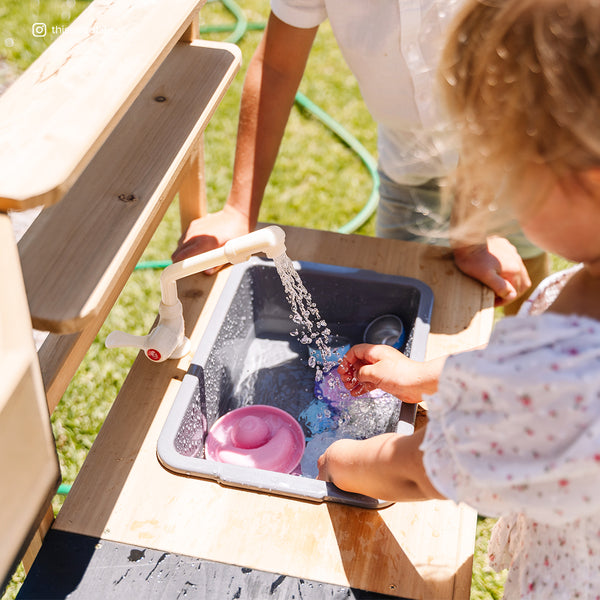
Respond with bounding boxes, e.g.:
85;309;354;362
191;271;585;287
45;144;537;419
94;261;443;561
273;253;334;380
270;254;401;476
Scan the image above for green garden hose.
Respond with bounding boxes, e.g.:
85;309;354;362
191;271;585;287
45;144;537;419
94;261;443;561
206;0;248;44
292;91;379;234
134;259;172;271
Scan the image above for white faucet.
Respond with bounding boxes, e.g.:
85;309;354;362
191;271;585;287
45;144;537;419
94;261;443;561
106;226;286;362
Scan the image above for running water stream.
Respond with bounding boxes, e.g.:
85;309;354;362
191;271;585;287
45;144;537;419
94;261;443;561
272;253;401;477
273;253;335;381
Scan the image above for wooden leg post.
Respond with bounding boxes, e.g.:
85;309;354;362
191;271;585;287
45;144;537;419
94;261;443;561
22;505;54;573
177;13;205;235
180;13;200;44
178;139;208;234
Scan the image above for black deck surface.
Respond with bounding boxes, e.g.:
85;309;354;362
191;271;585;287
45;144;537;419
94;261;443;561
17;529;407;599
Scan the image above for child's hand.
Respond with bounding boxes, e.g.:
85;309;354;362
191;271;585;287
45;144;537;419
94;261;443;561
453;236;531;307
337;343;404;397
317;429;445;502
317;438;366;492
337;343;444;404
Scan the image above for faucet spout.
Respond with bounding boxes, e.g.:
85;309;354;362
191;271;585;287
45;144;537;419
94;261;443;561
160;225;286;306
224;224;286;263
105;226;287;362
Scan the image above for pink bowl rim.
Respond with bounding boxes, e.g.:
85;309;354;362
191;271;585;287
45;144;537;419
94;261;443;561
205;405;305;473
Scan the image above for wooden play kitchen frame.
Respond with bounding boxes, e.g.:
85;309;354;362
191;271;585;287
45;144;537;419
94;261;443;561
0;1;494;597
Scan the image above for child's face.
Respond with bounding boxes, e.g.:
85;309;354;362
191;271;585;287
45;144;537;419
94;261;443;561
517;167;600;273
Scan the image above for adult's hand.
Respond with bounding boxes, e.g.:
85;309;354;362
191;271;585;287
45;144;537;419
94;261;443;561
171;204;251;267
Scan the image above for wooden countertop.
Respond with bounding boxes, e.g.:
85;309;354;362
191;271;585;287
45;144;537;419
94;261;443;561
53;226;494;599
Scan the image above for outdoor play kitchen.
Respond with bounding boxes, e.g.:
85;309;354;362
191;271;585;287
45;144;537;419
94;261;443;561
1;1;493;598
105;225;433;506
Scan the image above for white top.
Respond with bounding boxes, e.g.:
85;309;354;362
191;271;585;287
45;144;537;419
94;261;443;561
270;0;461;185
517;263;583;316
422;312;600;599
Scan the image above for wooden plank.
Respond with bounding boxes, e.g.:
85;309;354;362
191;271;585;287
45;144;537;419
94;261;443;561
0;215;60;584
21;507;54;574
178;141;208;233
0;0;205;210
38;149;209;414
54;226;493;599
18;40;240;334
176;4;206;233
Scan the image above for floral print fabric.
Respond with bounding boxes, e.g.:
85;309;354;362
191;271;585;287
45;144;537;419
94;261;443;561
421;313;600;599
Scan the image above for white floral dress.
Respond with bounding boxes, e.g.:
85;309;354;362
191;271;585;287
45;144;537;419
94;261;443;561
421;312;600;599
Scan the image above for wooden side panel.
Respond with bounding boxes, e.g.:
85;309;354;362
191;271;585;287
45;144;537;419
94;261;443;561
0;215;60;585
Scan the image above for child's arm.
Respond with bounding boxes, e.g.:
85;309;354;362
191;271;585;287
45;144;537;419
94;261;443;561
452;236;531;307
337;343;446;403
317;427;445;501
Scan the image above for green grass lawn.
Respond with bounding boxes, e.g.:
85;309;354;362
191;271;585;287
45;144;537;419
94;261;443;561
2;1;575;598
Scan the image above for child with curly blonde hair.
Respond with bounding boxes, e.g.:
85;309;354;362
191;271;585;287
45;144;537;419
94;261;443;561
318;1;600;597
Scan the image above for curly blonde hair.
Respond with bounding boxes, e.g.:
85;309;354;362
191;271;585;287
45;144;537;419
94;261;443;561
440;0;600;232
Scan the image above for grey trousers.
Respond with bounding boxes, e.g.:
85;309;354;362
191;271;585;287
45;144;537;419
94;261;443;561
375;170;544;259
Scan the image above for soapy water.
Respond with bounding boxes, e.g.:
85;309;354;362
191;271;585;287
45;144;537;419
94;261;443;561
231;338;400;478
298;368;400;477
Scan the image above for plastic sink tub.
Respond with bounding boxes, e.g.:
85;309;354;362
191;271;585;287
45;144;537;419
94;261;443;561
157;257;433;508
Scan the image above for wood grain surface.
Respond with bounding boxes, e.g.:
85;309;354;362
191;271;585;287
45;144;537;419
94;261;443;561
54;226;493;599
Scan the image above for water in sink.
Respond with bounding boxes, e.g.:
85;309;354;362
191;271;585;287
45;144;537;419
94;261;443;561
228;335;401;478
158;257;433;507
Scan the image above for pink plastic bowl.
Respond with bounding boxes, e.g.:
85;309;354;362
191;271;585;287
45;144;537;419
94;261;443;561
205;405;305;474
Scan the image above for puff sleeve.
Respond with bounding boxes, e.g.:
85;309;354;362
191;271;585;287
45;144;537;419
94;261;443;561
421;314;600;527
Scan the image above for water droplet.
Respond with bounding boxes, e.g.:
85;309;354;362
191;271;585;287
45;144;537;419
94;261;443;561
526;126;538;137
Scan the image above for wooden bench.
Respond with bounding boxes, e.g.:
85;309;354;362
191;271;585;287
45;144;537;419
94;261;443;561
0;0;495;597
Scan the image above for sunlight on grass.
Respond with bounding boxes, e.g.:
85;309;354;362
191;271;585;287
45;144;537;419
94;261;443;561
470;518;507;600
0;0;90;69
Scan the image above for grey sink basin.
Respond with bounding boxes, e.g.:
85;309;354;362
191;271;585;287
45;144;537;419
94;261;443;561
157;257;433;508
